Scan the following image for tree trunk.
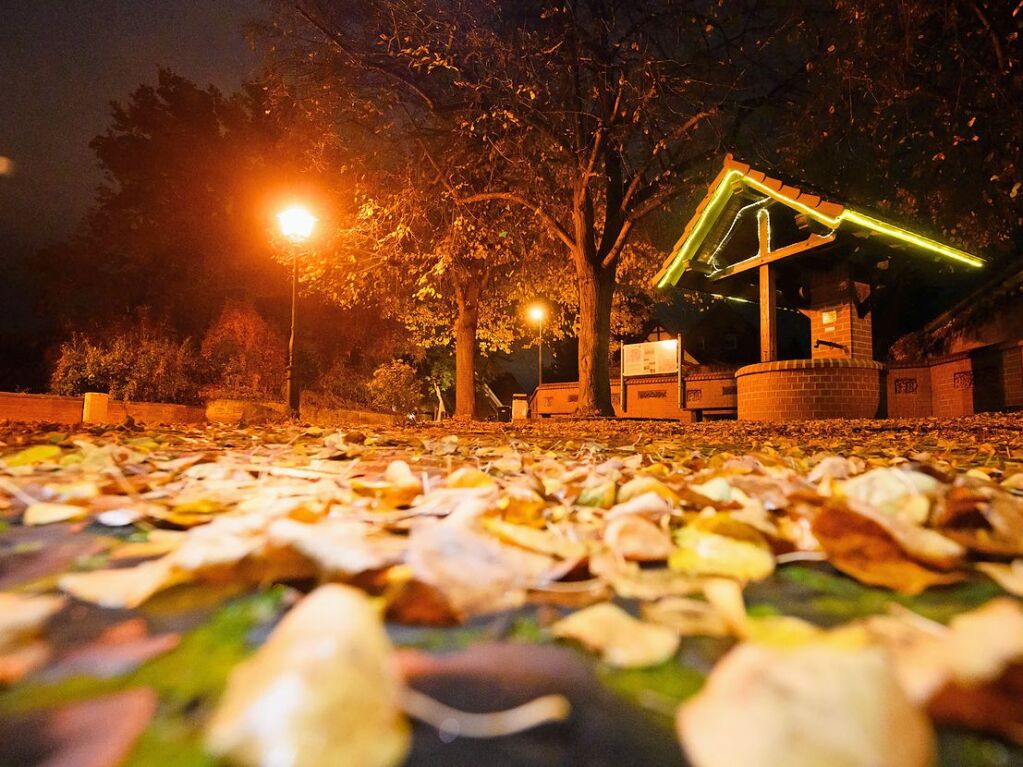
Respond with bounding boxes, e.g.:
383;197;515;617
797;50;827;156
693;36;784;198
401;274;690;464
454;293;479;420
575;256;615;417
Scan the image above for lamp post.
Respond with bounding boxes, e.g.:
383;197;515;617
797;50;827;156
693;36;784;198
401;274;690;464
276;204;317;418
527;303;547;390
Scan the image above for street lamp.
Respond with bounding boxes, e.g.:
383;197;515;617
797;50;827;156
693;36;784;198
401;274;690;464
276;204;317;418
527;303;547;389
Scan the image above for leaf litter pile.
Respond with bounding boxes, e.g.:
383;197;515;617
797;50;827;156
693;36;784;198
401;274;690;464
3;415;1023;766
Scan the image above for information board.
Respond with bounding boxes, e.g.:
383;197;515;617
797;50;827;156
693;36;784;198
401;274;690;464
622;339;679;377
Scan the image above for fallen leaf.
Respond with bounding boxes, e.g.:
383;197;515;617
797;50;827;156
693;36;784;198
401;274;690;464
206;584;410;767
678;642;934;767
44;619;180;680
268;518;406;576
551;602;679;668
669;527;774;582
39;688;158;767
811;504;963;595
60;559;183;609
0;640;51;684
603;515;673;561
0;592;65;646
976;559;1023;597
407;508;559;617
22;502;89;526
3;444;62;467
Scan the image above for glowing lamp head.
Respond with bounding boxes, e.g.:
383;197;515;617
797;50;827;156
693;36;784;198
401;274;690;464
527;304;546;325
277;205;317;242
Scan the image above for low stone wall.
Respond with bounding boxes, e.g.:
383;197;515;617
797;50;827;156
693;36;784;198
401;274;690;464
109;401;206;425
205;398;394;427
889;340;1023;418
0;392;86;424
736;358;884;421
0;392;205;425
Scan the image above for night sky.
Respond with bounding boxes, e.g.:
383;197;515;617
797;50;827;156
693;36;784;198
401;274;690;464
0;0;264;254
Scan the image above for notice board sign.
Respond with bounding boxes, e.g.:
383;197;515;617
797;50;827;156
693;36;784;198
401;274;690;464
622;339;679;377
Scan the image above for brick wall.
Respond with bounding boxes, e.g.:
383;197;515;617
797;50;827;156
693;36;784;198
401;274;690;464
0;393;85;424
525;340;1023;422
886;365;933;418
0;393;206;425
682;371;739;413
109;401;206;425
736;358;884;421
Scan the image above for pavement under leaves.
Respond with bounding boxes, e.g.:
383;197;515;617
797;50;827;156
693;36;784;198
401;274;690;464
2;414;1023;766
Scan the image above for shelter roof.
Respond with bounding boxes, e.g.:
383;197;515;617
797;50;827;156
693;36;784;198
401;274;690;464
654;155;984;290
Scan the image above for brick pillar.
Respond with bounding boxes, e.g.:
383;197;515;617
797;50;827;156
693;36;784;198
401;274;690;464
82;392;109;423
803;263;873;360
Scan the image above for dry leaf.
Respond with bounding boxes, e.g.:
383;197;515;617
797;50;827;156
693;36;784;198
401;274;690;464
482;517;588;560
669;527;774;582
678;642;934;767
407;506;559;617
268;518;405;576
22;502;89;526
603;515;673;561
206;584;410;767
976;559;1023;597
0;592;65;646
811;504;963;595
39;688;158;767
551;602;680;668
60;559;183;609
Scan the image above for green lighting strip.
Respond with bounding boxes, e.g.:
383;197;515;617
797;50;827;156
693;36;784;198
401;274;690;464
656;170;984;288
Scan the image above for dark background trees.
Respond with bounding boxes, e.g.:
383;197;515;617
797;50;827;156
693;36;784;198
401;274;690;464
3;2;1020;413
262;0;830;415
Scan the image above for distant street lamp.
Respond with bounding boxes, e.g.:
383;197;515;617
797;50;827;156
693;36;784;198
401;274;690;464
527;303;547;389
276;204;317;418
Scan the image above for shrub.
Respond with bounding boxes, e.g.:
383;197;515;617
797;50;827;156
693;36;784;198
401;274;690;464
367;360;422;415
311;357;373;409
50;327;206;404
200;303;286;400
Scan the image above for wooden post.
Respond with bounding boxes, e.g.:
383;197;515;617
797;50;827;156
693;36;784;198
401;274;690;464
759;265;778;362
757;209;778;363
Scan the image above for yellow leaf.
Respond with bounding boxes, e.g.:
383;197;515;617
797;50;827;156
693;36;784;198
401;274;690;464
4;444;62;467
669;527;775;582
22;502;88;526
445;466;495;489
552;602;679;668
617;476;678;505
577;480;616;509
206;584;410;767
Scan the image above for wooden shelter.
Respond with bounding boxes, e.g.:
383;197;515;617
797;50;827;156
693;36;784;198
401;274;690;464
654;155;985;420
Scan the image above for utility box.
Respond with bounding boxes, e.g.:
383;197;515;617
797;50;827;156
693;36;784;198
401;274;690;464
511;393;529;421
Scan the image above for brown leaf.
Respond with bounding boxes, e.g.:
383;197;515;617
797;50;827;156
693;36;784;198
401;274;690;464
811;504;963;595
928;665;1023;744
40;688;158;767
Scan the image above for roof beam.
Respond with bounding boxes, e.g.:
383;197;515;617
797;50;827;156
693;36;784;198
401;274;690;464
707;232;837;282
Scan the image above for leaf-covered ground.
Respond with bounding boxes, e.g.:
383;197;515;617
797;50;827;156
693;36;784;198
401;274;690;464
2;414;1023;767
